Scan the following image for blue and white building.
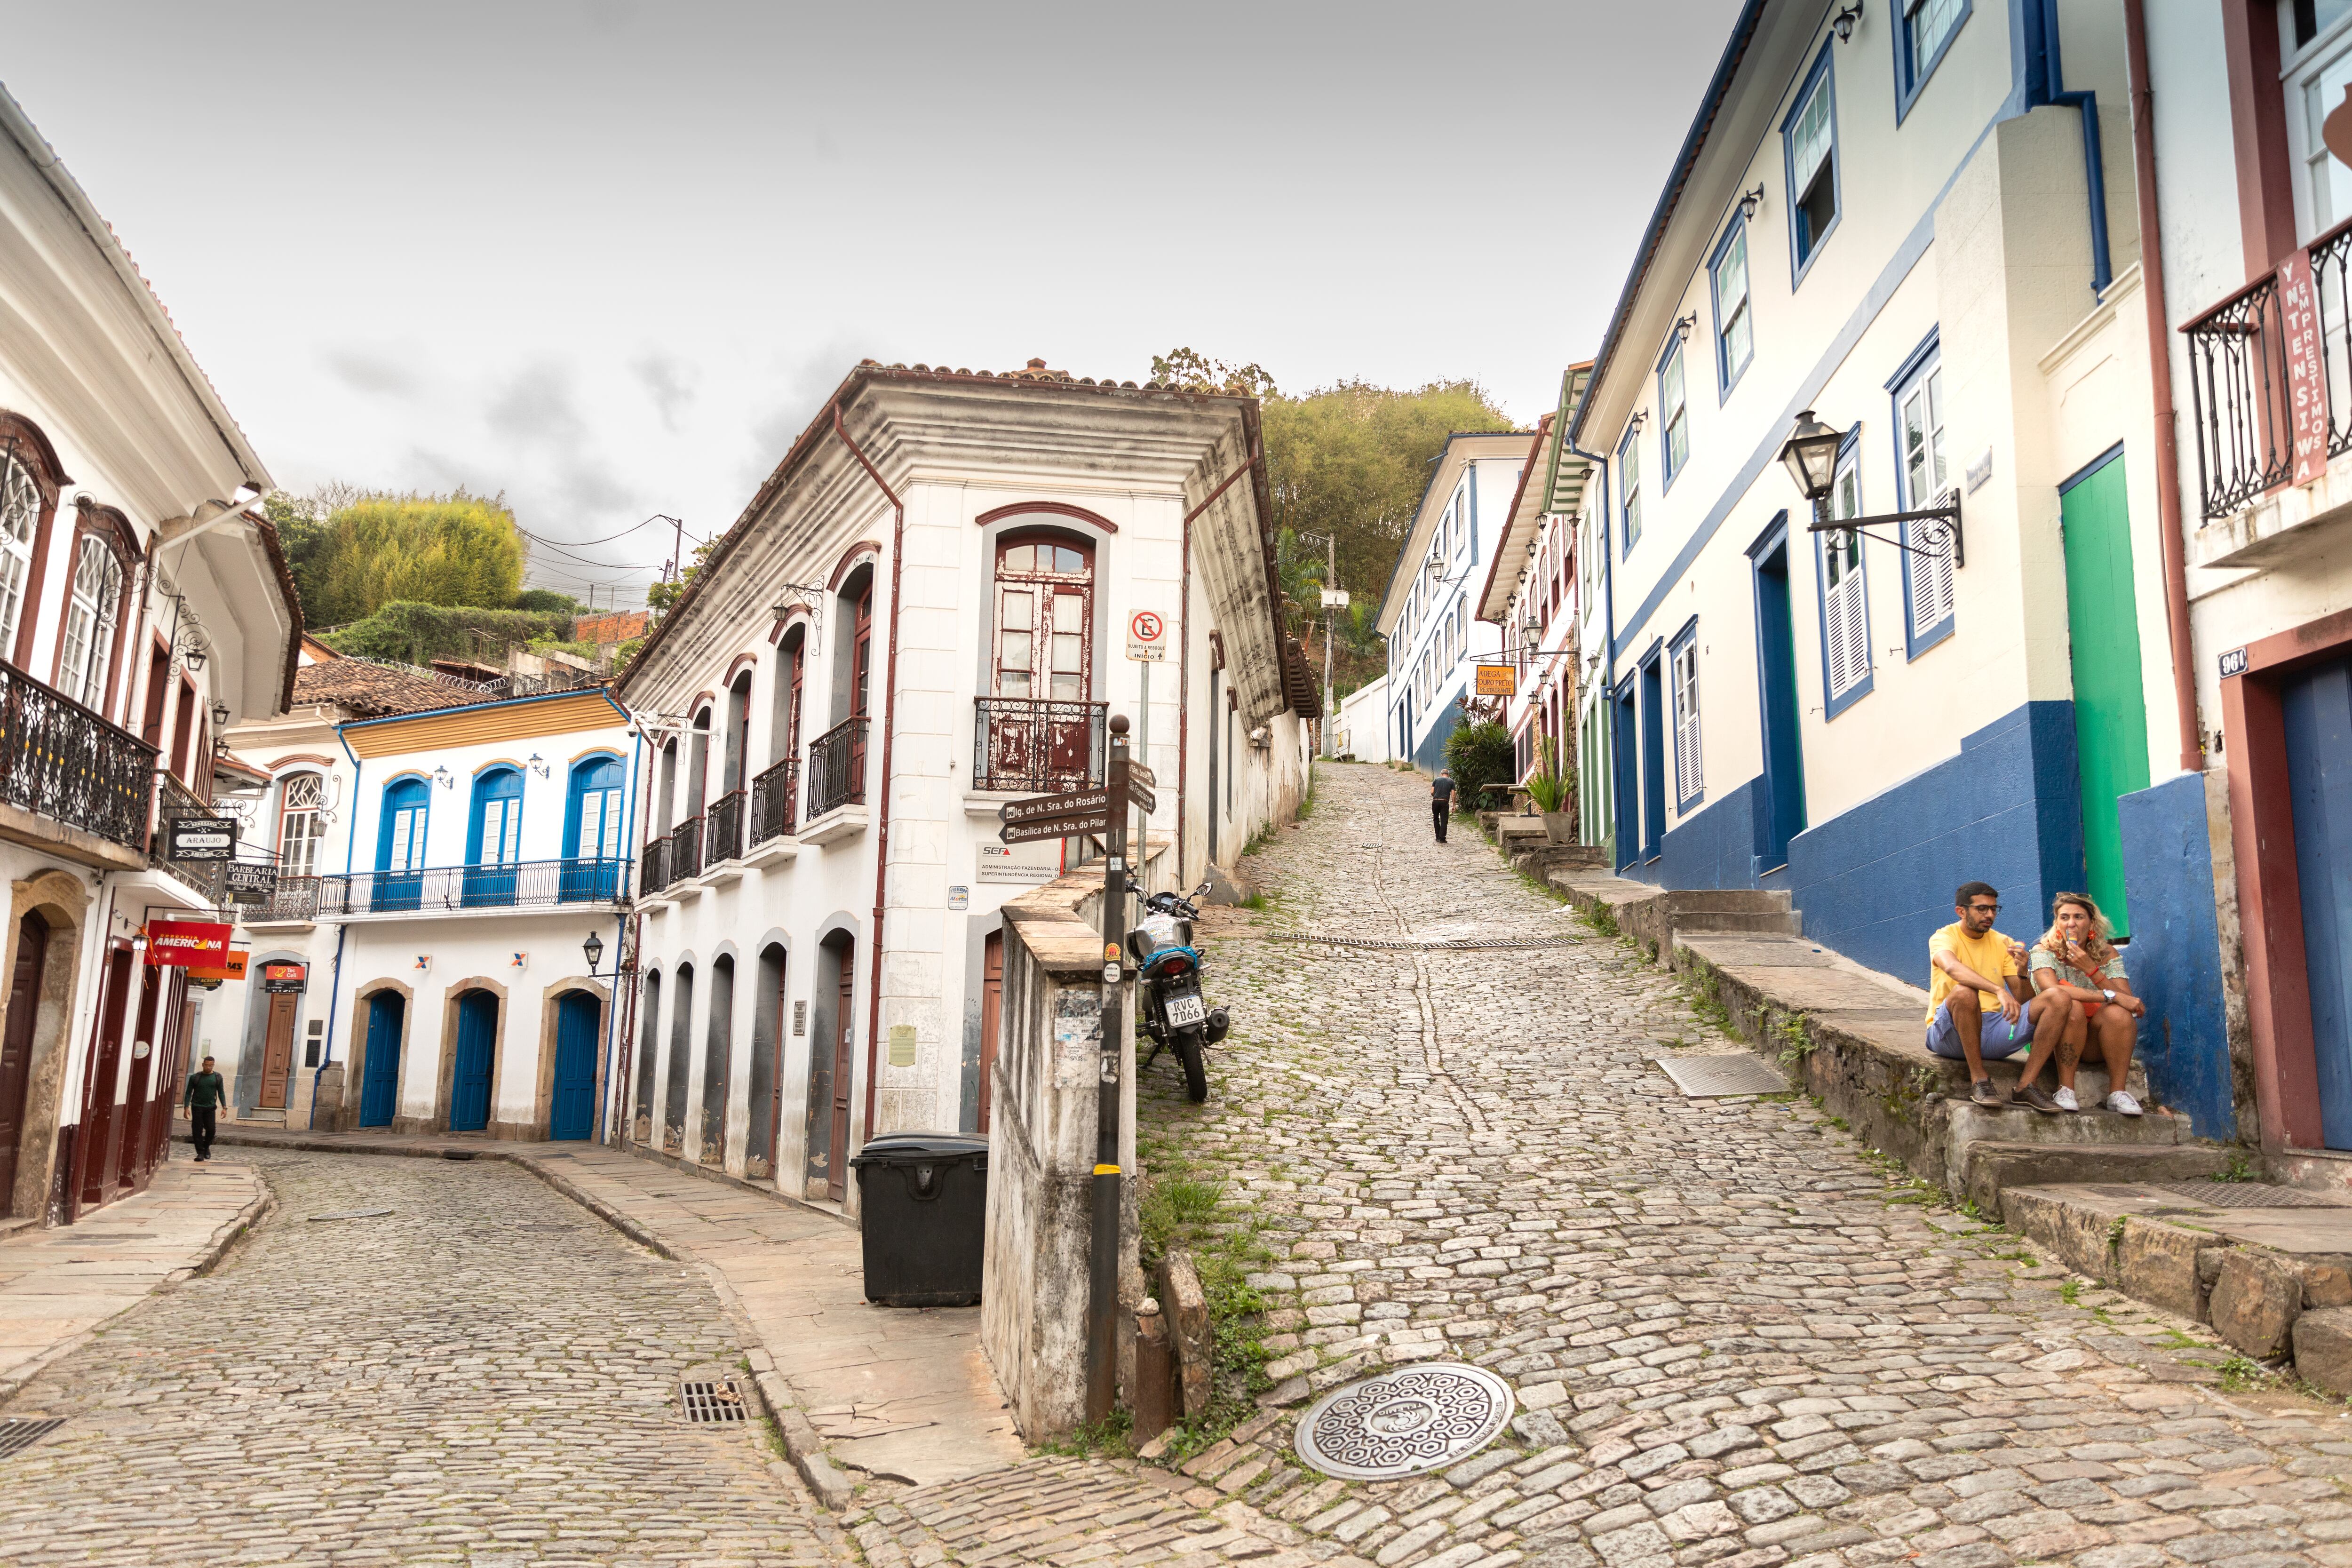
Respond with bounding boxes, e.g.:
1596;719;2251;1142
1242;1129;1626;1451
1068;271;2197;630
1376;432;1526;772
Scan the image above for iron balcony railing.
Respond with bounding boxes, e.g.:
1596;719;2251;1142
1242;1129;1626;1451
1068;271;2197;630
2184;217;2352;519
806;716;866;820
0;661;157;853
749;756;798;845
246;874;320;923
973;698;1107;793
638;835;672;896
704;788;745;867
321;857;633;916
669;815;704;884
154;772;237;900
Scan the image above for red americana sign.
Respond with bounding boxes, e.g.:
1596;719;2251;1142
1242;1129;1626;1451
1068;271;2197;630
146;919;231;968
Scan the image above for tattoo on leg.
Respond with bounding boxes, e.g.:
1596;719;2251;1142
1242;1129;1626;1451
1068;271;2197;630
2058;1035;2081;1072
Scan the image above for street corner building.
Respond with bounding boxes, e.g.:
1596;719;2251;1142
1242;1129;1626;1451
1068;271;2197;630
1559;1;2262;1145
0;88;301;1225
616;359;1315;1220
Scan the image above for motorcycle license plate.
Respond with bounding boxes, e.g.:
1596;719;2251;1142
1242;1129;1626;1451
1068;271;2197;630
1167;991;1208;1028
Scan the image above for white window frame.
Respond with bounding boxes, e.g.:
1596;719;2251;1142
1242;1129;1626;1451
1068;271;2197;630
1818;439;1874;715
0;454;37;661
1893;345;1956;653
1670;626;1703;810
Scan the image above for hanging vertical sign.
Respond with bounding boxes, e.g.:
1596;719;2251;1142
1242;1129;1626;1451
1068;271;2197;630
2277;249;2331;488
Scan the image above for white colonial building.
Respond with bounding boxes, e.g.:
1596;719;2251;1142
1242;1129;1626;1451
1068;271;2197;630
1376;432;1526;774
0;86;301;1225
618;358;1314;1214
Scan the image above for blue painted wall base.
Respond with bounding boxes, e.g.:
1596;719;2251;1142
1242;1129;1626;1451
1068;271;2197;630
2117;772;2236;1140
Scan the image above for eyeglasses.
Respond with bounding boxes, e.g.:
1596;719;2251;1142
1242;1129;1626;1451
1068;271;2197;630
1966;903;2001;914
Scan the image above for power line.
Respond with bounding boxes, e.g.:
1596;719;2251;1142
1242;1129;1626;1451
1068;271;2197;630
516;513;680;549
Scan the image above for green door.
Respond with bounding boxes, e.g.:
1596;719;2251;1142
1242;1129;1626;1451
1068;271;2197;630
2060;451;2150;937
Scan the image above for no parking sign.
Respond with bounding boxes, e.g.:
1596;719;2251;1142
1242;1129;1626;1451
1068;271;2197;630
1126;609;1167;662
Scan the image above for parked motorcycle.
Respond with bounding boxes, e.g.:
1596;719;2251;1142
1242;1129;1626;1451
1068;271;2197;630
1125;877;1231;1102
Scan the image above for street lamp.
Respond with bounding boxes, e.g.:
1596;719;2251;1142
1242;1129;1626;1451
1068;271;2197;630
583;931;605;975
210;700;230;729
1778;410;1843;504
1777;410;1966;566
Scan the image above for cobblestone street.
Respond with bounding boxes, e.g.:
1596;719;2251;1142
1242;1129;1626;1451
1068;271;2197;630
1125;761;2352;1568
0;1149;836;1567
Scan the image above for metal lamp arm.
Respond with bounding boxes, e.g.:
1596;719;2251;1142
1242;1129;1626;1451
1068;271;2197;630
1803;497;1964;567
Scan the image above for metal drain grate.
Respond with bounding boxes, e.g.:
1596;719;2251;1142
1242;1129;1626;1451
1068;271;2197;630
679;1379;748;1424
307;1208;393;1222
2155;1181;2352;1210
0;1419;64;1459
1274;934;1584;952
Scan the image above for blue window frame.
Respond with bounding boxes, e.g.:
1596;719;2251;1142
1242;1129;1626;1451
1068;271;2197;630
563;753;627;902
375;775;430;913
1618;426;1644;555
1709;214;1754;395
1889;334;1956;655
1781;43;1841;284
1815;430;1875;720
1895;0;1971;121
1657;337;1690;487
1669;618;1703;812
464;764;524;907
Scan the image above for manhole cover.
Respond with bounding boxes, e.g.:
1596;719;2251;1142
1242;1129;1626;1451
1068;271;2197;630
0;1418;64;1459
1294;1362;1514;1480
1654;1055;1787;1098
2157;1181;2352;1209
306;1208;393;1222
679;1379;748;1424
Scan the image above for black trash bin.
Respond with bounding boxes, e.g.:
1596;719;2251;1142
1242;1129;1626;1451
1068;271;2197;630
849;1131;988;1306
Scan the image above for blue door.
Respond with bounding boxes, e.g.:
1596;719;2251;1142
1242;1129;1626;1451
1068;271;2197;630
562;756;626;902
359;992;403;1128
550;990;599;1140
465;767;524;907
2284;653;2352;1149
1638;654;1667;861
376;778;429;912
450;989;496;1132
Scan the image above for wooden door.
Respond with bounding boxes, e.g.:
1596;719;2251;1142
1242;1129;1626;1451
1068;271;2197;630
0;912;48;1209
2060;454;2150;938
360;992;403;1128
120;966;161;1193
767;954;787;1180
989;536;1095;783
978;931;1002;1134
77;946;133;1208
259;991;297;1109
451;990;496;1132
549;991;598;1140
2285;653;2352;1148
828;945;854;1202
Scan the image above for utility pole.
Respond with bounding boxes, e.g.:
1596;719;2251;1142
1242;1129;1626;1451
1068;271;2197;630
1301;532;1346;757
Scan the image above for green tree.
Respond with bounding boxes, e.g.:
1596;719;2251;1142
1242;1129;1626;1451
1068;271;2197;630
302;490;524;626
644;538;715;620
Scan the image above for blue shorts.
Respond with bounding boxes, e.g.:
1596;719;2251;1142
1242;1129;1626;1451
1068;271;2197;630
1925;998;2033;1060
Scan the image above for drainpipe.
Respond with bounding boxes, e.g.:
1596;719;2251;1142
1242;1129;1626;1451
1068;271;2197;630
2034;0;2114;295
2123;0;2205;775
596;688;643;1143
315;727;364;1122
830;404;905;1159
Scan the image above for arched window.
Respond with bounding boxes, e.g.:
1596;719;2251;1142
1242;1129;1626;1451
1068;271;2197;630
377;777;429;872
992;532;1093;702
0;452;40;660
276;772;327;880
56;532;125;710
468;766;524;865
562;754;626;903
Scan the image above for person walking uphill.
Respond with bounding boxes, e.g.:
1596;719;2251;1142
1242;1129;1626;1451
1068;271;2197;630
184;1056;225;1162
1430;768;1456;843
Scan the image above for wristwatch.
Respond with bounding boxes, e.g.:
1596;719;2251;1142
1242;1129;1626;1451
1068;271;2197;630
2102;988;2115;1002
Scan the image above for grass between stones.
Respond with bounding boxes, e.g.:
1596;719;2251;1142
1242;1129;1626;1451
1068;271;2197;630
1136;1118;1279;1460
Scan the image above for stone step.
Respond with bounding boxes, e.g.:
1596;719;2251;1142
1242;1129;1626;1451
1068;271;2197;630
237;1109;286;1126
1674;909;1802;935
1960;1140;2241;1220
1661;889;1793;915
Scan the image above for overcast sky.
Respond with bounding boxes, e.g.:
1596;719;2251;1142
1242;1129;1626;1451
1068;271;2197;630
2;0;1740;606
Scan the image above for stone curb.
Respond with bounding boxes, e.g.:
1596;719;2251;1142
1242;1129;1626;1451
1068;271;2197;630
0;1170;272;1411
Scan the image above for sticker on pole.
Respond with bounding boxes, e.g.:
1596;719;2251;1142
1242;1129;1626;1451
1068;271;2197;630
1127;610;1167;662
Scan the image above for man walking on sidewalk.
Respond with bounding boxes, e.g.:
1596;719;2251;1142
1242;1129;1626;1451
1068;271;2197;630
184;1055;225;1162
1430;768;1455;843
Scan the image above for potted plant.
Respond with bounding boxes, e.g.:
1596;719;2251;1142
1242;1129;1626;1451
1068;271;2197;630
1525;731;1576;846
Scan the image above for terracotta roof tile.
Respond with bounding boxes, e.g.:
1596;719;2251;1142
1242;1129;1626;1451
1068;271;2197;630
290;657;488;719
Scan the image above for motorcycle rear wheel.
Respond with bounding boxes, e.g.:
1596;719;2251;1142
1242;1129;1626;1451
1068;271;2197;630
1176;1034;1208;1102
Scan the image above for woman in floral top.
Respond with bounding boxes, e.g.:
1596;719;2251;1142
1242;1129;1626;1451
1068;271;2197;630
2025;892;2146;1116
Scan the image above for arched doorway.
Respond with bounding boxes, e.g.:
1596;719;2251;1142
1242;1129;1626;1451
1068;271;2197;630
746;943;786;1183
359;991;404;1128
549;990;599;1140
0;911;48;1203
664;963;694;1152
699;954;734;1166
562;755;626;901
632;969;660;1144
450;990;497;1132
806;934;855;1202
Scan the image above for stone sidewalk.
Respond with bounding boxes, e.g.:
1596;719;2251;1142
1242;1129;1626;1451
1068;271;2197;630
181;1120;1024;1503
0;1152;267;1403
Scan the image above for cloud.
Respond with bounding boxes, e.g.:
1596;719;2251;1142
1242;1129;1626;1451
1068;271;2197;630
632;352;699;433
321;346;422;399
485;360;590;447
742;338;869;483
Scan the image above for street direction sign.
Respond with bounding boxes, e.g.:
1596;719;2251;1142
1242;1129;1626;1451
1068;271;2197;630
1128;762;1155;790
1000;810;1110;846
1001;788;1113;825
1128;782;1156;815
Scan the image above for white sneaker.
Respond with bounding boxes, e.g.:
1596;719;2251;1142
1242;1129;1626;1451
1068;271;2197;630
2107;1090;2143;1116
2053;1086;2079;1113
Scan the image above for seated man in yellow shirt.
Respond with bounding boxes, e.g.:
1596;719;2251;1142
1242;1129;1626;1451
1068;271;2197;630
1926;881;2080;1110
